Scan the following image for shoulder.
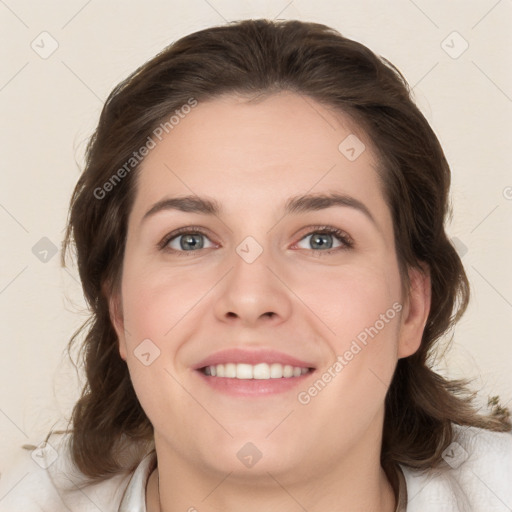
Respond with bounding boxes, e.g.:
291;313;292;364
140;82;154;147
0;432;134;512
402;425;512;512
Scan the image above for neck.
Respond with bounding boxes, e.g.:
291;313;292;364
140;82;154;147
146;432;396;512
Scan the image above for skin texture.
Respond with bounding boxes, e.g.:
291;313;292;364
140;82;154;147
110;92;431;512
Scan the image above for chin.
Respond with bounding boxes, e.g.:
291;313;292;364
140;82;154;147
209;451;296;479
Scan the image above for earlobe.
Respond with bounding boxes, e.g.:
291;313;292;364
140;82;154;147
107;290;127;361
397;265;431;359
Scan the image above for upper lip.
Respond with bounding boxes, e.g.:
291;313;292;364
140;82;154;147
193;348;315;370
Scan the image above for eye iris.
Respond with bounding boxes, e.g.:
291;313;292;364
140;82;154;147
310;233;333;250
180;234;204;250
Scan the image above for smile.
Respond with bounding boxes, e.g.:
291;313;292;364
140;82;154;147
201;362;312;379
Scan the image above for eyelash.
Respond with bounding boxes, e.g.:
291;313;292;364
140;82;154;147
158;225;354;257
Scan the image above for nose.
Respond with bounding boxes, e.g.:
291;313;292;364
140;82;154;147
212;241;293;327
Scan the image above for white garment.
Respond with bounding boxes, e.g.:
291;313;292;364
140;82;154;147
1;425;511;511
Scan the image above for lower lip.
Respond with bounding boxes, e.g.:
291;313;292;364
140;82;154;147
195;370;314;396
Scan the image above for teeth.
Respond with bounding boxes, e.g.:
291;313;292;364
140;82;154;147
202;362;310;379
253;363;270;379
270;363;283;378
225;363;237;378
237;363;253;379
283;365;293;378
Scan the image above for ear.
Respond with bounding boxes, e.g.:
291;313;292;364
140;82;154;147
397;265;431;359
106;285;127;362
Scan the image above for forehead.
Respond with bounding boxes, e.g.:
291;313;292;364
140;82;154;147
130;92;389;224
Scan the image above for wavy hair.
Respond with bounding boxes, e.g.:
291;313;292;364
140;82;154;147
42;18;510;485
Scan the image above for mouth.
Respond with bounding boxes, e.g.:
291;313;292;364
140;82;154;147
200;362;313;379
193;349;316;396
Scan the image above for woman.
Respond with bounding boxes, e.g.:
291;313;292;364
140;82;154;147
2;18;511;512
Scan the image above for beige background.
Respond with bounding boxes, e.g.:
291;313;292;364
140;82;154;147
1;0;511;478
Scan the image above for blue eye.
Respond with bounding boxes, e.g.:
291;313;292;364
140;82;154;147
296;228;353;252
162;230;215;252
159;226;353;256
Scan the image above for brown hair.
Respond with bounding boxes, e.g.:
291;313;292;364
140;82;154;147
48;18;510;484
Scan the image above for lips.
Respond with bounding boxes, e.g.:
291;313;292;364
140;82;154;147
193;348;316;396
193;348;315;370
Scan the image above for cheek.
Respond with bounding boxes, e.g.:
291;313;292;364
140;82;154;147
291;256;403;400
120;259;215;344
294;267;402;435
291;257;402;343
118;262;200;429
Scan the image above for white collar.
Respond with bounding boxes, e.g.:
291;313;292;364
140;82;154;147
118;450;157;512
116;451;406;511
115;426;512;511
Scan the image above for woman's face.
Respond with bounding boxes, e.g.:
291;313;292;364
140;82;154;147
111;91;429;480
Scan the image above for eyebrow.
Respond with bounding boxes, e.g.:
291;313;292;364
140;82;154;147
141;192;376;226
